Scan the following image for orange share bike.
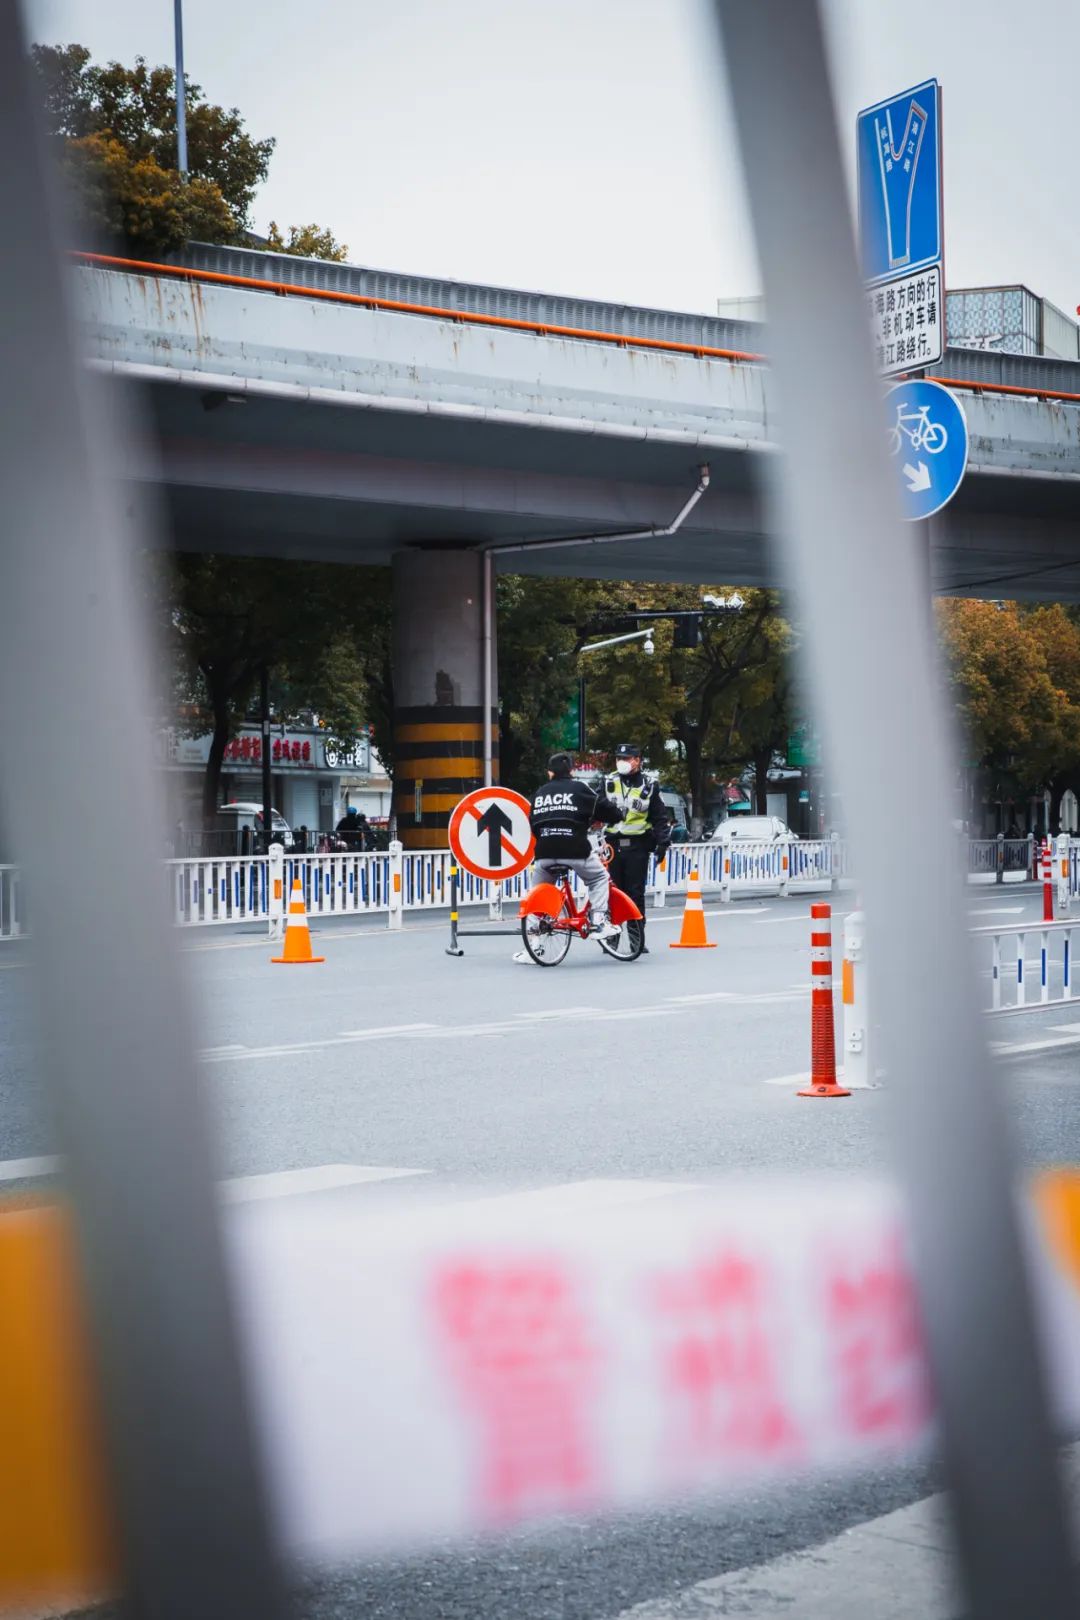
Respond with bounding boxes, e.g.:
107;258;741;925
516;833;644;966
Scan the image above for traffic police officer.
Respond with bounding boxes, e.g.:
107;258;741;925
604;743;671;953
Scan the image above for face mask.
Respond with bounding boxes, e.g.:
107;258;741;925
616;759;634;776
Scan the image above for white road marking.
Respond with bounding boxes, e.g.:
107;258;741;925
992;1032;1080;1058
454;1178;702;1216
201;1023;439;1062
755;913;855;926
586;1007;679;1022
668;990;807;1006
202;992;817;1065
202;1043;248;1056
336;1023;438;1038
641;913;767;926
0;1155;61;1182
220;1164;427;1204
515;1007;605;1020
970;906;1025;916
411;1022;520;1039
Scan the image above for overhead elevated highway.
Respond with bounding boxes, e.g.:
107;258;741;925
76;243;1080;598
73;243;1080;842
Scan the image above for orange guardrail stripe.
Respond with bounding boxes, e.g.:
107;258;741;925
72;251;766;364
72;253;1080;406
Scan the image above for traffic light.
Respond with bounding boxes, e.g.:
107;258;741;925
673;613;701;648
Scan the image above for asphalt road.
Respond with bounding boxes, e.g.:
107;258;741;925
3;884;1079;1619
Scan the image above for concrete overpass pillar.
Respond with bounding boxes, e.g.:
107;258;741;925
392;548;497;849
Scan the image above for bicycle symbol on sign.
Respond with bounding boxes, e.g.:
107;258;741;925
887;402;948;457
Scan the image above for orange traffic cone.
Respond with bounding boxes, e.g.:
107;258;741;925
669;868;717;949
271;877;325;964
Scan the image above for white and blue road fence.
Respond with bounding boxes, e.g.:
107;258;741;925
0;837;1075;941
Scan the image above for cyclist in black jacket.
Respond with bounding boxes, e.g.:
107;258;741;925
527;752;622;937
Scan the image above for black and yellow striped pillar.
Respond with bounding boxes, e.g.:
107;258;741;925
395;707;499;849
392;549;498;850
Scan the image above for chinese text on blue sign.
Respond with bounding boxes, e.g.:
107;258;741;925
857;80;943;380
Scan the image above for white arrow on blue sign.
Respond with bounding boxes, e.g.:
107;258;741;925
857;80;942;285
885;379;968;523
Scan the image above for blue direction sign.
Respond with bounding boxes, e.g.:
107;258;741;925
885;379;968;522
857;80;942;286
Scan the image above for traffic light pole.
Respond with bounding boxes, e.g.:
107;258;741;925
260;665;274;855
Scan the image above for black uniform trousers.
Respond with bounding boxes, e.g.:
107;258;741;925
608;838;653;944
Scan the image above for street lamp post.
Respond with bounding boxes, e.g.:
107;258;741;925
174;0;189;177
579;629;655;656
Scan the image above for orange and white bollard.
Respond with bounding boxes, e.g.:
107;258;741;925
840;909;878;1089
798;902;850;1098
1057;832;1071;912
1042;838;1054;923
268;842;285;943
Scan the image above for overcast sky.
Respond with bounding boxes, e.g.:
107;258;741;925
27;0;1077;320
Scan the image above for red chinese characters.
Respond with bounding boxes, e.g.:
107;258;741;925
825;1234;930;1444
433;1259;601;1523
652;1251;800;1470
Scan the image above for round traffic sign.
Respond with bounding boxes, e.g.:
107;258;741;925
885;378;969;523
448;787;535;882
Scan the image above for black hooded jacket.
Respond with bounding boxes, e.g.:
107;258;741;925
529;775;621;860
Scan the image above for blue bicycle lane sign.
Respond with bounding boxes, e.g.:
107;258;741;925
885;379;968;522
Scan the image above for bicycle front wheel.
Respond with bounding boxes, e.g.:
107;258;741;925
922;422;948;453
597;919;644;961
520;913;573;966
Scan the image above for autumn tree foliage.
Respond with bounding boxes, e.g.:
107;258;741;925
936;599;1080;819
31;43;345;261
266;222;349;262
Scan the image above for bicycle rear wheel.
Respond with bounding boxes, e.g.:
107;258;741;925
520;912;573;966
597;918;644;961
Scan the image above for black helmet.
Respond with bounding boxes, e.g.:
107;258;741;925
547;751;574;777
615;742;643;760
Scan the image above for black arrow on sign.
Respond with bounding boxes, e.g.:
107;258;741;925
476;801;514;867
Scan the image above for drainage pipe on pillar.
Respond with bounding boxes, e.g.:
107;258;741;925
483;465;710;560
474;464;709;904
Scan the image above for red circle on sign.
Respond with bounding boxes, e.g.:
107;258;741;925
448;787;535;882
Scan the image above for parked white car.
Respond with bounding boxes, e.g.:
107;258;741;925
216;801;295;850
710;815;796;843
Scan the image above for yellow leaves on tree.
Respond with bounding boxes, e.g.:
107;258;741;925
936;599;1080;786
266;222;349;262
60;133;236;256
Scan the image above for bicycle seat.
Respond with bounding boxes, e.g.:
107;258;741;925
545;864;570;879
